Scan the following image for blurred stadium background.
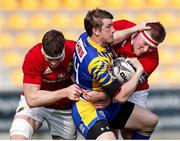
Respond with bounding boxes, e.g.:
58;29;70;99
0;0;180;139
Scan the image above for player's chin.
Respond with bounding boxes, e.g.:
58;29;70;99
135;51;141;56
138;52;144;56
107;39;114;44
135;53;141;57
49;62;60;68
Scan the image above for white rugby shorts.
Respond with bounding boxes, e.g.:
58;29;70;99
13;95;77;139
128;89;149;108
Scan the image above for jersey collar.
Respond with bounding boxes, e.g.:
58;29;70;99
87;37;107;52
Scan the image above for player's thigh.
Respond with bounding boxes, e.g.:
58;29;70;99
72;100;113;139
12;95;44;124
45;108;77;140
124;104;159;130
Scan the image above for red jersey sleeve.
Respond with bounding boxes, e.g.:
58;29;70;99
22;44;43;85
113;19;136;30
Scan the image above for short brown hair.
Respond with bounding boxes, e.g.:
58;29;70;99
42;29;65;57
146;22;166;43
84;8;113;36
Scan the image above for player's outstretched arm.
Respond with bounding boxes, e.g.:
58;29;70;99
113;21;153;46
23;83;82;108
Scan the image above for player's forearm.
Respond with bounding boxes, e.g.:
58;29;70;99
113;22;151;46
94;91;109;101
114;69;143;103
113;26;139;45
83;91;109;102
25;89;67;108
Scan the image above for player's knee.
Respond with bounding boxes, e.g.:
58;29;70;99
9;119;33;139
96;131;116;139
152;114;159;127
143;112;159;132
10;134;28;140
148;113;159;129
137;114;159;138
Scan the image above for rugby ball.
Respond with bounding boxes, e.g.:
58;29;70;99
112;57;136;84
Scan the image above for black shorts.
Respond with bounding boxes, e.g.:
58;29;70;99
109;101;135;129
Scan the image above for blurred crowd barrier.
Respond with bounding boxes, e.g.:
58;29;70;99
0;0;180;91
0;90;180;137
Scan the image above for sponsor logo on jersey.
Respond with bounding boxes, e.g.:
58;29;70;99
76;39;87;62
67;62;73;72
44;67;52;74
58;73;65;78
43;73;70;83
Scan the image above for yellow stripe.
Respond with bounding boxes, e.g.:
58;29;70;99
87;37;106;52
76;99;97;126
88;56;109;74
88;54;115;89
88;57;101;74
105;77;113;86
98;73;108;84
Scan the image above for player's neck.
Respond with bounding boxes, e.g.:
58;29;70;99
90;36;106;48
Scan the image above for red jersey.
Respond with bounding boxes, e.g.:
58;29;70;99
22;40;76;109
113;20;159;91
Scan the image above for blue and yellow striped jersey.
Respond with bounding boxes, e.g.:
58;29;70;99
73;32;118;92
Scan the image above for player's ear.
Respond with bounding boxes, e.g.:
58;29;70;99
92;27;100;36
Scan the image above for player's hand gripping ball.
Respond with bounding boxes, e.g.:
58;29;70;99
112;57;136;84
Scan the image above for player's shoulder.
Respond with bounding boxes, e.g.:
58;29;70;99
26;43;42;54
84;42;99;62
76;32;99;59
76;42;99;69
22;43;44;71
87;48;107;67
64;39;76;55
24;43;43;61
